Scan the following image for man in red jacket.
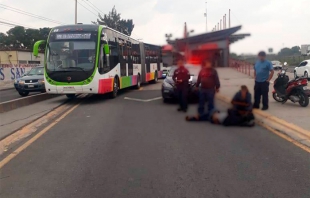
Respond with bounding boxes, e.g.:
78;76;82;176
173;59;190;112
196;60;220;115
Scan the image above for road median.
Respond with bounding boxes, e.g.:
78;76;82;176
0;93;59;113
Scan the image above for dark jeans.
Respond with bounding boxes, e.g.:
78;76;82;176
177;87;188;110
198;88;215;115
254;81;269;108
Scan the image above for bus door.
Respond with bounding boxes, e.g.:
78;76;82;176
118;38;127;77
127;41;133;76
139;43;147;83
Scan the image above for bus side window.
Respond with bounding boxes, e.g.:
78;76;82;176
99;45;109;74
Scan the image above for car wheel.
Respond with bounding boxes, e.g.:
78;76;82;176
19;91;29;97
66;94;76;99
294;71;298;79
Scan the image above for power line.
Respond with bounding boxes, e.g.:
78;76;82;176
0;3;64;25
0;18;37;29
0;21;36;29
82;0;104;15
77;0;98;17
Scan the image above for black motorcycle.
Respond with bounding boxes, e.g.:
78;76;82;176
272;63;309;107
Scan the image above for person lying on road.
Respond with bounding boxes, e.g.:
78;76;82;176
185;85;255;127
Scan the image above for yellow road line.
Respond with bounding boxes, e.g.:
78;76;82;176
258;122;310;153
216;93;310;153
0;102;81;169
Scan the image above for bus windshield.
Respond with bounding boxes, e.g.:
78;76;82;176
46;41;96;72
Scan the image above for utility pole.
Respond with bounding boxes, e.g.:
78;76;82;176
229;9;231;28
220;19;222;30
75;0;77;24
204;2;207;32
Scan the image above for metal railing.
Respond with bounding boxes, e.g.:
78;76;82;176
229;59;254;77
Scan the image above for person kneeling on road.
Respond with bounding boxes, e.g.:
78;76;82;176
186;85;255;127
196;60;220;115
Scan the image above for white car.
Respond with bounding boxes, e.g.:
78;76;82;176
294;59;310;79
271;60;282;70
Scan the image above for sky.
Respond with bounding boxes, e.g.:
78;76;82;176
0;0;309;54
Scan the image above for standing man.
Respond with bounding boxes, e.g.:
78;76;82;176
173;58;190;112
196;59;220;115
253;51;274;110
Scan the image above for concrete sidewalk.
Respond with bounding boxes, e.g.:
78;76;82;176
216;68;310;131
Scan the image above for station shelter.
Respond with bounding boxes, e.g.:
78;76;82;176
162;26;250;67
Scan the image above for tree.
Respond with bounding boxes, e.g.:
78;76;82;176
230;53;238;59
278;46;301;56
0;26;51;50
94;6;135;36
291;46;300;54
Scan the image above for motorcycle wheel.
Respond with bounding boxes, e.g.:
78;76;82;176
298;92;309;107
272;92;286;103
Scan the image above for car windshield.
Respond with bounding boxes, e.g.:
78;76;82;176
271;61;280;65
168;65;201;76
27;67;44;75
46;41;96;72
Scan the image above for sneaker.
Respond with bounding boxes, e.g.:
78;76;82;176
182;109;187;113
177;108;182;111
253;106;259;109
261;107;268;111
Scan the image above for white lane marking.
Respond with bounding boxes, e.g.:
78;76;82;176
124;97;162;102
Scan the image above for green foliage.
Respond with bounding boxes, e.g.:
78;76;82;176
278;46;301;56
230;53;238;59
0;26;51;50
94;6;135;36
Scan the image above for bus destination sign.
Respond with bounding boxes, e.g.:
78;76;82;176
55;33;91;40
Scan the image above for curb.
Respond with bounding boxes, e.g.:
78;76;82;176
216;94;310;149
0;94;60;113
0;87;15;91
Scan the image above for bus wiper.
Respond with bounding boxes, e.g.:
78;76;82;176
67;67;87;74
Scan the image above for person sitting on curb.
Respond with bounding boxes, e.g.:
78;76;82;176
185;85;255;127
231;85;253;116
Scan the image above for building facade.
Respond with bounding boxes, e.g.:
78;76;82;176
0;50;44;65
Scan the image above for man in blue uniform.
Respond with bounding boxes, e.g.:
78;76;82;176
254;51;274;110
173;59;190;112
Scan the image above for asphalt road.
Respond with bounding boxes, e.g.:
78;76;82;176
1;83;310;198
0;88;39;103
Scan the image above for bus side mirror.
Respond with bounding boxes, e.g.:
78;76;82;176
33;40;46;56
104;44;110;55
